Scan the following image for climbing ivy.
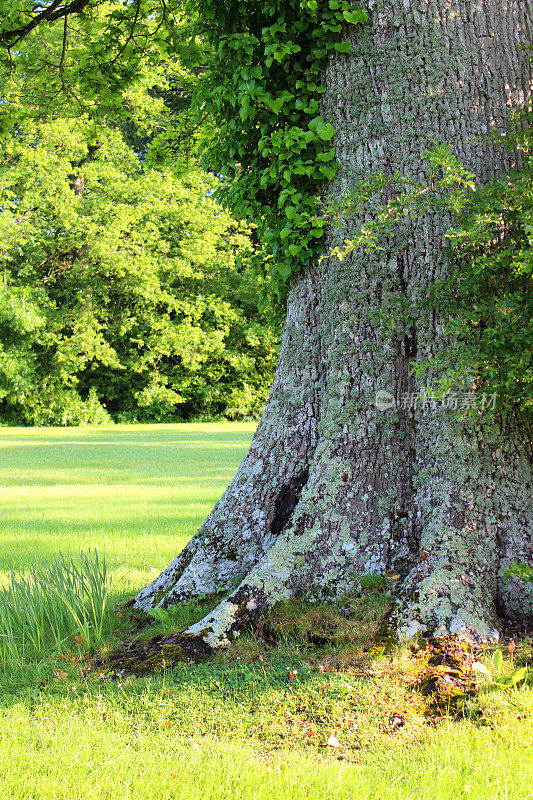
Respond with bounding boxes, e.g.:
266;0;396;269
189;0;368;308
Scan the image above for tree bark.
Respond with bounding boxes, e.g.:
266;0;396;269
134;0;533;651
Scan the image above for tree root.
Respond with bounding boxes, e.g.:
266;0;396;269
100;633;214;676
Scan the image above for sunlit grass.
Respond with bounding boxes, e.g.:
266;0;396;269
0;642;531;800
0;423;531;800
0;423;255;591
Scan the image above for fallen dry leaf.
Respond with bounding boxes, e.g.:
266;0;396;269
388;714;405;731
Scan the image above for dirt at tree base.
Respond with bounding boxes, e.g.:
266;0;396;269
98;633;213;676
101;612;479;719
418;638;476;713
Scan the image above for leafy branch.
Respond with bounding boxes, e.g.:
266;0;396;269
188;0;369;308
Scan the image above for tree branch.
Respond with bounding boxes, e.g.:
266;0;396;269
59;13;68;91
0;0;91;47
108;0;142;67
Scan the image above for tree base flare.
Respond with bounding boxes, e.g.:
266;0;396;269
130;0;532;648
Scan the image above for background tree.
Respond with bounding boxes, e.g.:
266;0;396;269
0;118;278;424
0;1;191;135
0;0;279;424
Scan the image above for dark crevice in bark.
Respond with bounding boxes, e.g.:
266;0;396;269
396;248;408;294
403;330;417;359
391;251;419;557
495;594;533;637
270;469;309;537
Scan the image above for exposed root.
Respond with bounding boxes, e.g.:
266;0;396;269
102;633;213;676
394;484;502;644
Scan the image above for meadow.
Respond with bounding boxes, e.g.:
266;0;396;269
0;423;531;800
0;423;255;589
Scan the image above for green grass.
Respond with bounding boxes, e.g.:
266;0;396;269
0;423;532;800
0;422;255;594
0;551;111;664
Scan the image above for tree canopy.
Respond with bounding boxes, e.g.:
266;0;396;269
0;0;279;425
0;117;279;424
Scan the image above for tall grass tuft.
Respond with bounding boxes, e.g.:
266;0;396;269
0;550;110;666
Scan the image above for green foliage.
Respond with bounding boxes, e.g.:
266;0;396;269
0;1;192;138
472;649;529;691
422;123;533;420
357;573;388;591
189;0;368;307
0;1;217;188
0;119;279;424
0;3;280;425
0;551;109;665
446;176;532;417
505;561;533;585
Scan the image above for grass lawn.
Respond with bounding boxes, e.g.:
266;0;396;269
0;423;532;800
0;423;256;594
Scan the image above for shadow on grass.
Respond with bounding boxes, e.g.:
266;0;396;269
0;589;531;766
0;622;408;762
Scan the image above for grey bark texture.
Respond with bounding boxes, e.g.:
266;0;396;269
134;0;533;648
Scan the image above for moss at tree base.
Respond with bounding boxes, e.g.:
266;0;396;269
100;633;213;676
419;638;475;714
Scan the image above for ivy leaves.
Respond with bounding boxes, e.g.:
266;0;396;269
341;8;368;24
308;116;336;142
191;0;368;307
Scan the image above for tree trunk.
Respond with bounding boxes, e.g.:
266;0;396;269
133;0;533;652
